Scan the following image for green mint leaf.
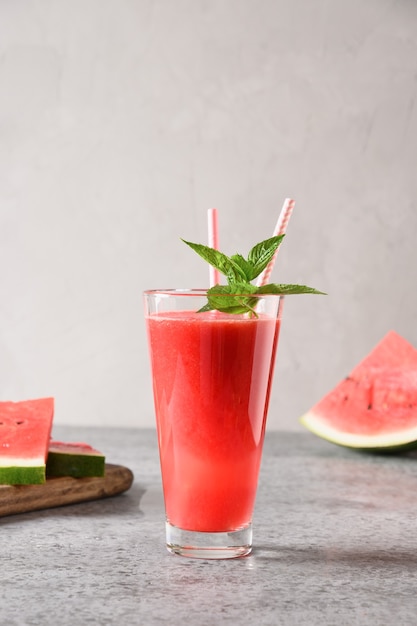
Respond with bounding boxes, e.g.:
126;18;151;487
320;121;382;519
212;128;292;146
230;254;253;281
182;235;326;315
257;283;327;296
207;283;258;297
205;284;259;316
247;235;285;280
197;302;215;313
181;240;246;283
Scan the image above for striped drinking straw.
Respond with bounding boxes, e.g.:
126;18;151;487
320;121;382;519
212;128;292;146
256;198;296;287
207;207;221;287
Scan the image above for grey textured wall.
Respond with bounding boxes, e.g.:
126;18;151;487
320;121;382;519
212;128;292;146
1;0;416;430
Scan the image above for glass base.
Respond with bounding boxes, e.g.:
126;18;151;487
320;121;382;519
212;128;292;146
165;522;252;559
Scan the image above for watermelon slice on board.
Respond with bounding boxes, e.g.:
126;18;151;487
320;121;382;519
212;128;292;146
300;331;417;451
0;398;54;484
46;441;106;478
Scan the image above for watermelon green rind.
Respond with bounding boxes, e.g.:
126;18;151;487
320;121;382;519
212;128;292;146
0;465;46;485
46;441;106;478
300;411;417;451
300;331;417;451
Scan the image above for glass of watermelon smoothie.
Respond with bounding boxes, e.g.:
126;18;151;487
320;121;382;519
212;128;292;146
144;289;283;559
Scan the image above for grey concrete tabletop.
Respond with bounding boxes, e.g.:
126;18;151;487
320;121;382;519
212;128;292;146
2;426;417;625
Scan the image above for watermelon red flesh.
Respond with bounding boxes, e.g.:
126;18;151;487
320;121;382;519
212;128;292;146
46;441;105;478
300;332;417;450
350;331;417;376
0;398;54;484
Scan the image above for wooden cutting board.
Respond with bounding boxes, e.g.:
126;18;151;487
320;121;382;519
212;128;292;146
0;464;134;518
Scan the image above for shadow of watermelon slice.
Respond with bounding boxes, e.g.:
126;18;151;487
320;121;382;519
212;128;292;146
300;331;417;451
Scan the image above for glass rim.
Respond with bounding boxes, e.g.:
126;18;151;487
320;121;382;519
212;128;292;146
143;288;284;298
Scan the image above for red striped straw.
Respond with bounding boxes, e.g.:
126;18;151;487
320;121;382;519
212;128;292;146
256;198;296;287
207;207;221;286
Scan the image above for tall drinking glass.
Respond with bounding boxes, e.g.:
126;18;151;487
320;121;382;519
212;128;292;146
144;289;283;559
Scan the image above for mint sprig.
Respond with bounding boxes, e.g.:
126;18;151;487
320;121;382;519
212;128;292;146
182;236;326;315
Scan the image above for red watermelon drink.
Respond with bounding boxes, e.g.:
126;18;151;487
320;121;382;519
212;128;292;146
144;290;283;559
144;223;324;558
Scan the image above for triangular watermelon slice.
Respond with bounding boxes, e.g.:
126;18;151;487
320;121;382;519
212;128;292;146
0;398;54;484
300;331;417;450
